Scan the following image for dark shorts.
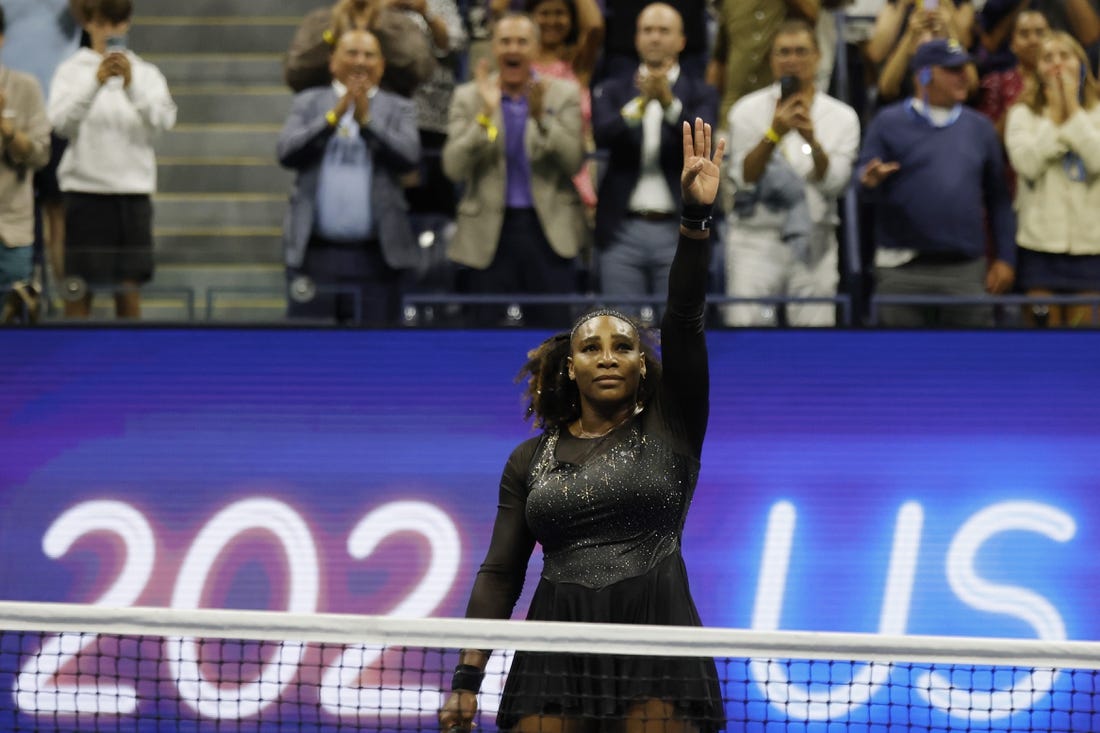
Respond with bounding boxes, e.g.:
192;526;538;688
1016;247;1100;292
64;192;155;286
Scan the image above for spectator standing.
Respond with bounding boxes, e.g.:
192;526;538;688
978;9;1050;139
724;18;859;326
859;38;1016;327
389;0;466;221
0;0;85;296
0;5;52;310
592;2;717;318
979;0;1099;68
603;0;709;83
708;0;820;121
277;29;421;326
47;0;176;319
866;0;976;105
1005;31;1100;326
284;0;437;99
442;13;585;327
527;0;604;210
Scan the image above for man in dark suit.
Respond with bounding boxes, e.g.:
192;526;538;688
277;28;420;325
592;2;718;317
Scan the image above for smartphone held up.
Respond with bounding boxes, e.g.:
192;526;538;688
105;34;127;54
779;74;802;101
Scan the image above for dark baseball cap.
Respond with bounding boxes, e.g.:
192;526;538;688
911;38;971;70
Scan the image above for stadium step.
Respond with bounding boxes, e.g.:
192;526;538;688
150;54;286;87
130;0;305;319
136;0;324;18
158;161;291;195
154;230;282;265
155;124;281;159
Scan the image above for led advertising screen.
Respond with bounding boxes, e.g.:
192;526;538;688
1;329;1097;731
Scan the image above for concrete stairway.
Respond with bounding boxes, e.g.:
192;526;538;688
128;0;328;321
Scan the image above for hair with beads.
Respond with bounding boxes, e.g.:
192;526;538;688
516;310;663;429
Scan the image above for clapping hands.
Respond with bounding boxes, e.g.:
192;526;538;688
97;52;132;88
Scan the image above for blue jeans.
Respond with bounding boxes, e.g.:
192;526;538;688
0;245;33;290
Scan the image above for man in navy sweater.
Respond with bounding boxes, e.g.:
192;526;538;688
859;39;1016;327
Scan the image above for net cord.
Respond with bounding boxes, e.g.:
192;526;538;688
1;600;1098;669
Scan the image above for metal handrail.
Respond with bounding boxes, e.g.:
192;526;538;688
54;285;197;321
870;294;1100;326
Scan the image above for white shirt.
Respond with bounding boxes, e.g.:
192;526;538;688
48;48;176;194
622;63;684;214
726;82;860;229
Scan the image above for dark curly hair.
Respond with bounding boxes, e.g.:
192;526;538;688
516;310;662;430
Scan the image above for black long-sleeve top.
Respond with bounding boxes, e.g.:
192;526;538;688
465;234;711;620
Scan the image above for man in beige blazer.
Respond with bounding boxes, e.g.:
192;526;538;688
442;12;585;327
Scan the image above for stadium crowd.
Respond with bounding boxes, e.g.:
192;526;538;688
1;0;1099;327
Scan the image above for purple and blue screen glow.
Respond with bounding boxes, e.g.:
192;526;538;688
1;329;1098;731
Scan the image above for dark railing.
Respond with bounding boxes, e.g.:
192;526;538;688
6;284;1100;327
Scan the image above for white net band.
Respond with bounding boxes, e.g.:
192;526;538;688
2;600;1100;731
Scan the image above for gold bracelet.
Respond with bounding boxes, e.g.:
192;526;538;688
325;110;339;127
764;127;782;144
475;113;498;143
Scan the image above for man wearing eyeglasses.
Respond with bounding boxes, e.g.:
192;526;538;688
722;18;859;327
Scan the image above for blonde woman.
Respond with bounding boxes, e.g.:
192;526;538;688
1005;31;1100;326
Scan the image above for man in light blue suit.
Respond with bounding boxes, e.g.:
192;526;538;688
277;28;420;326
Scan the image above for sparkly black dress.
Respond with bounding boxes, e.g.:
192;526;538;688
465;235;725;731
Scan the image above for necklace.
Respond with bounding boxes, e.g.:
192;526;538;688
572;404;643;439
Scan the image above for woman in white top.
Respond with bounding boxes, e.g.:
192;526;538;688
48;0;176;319
1005;31;1100;327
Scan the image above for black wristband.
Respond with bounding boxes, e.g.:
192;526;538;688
451;664;485;693
681;203;713;221
681;202;713;231
680;216;711;231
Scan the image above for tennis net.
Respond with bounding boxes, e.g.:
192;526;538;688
1;600;1099;731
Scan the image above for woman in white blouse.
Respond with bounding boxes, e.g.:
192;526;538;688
1005;31;1100;327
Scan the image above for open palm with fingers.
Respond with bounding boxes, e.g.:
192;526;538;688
681;117;725;207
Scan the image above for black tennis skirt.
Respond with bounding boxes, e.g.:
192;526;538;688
495;552;725;732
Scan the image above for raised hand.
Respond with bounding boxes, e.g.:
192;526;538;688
1061;65;1082;117
680;117;725;207
96;56;117;86
391;0;429;14
527;77;547;121
474;58;501;117
348;75;372;124
113;53;132;88
637;63;674;107
860;157;900;188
